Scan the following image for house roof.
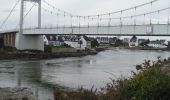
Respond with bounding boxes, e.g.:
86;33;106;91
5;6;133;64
83;35;90;41
149;40;166;45
44;35;92;42
45;35;64;42
45;35;56;41
130;36;137;42
138;39;147;43
70;36;80;42
58;36;64;42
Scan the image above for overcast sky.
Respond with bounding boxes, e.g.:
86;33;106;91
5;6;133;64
0;0;168;23
0;0;169;28
1;0;170;40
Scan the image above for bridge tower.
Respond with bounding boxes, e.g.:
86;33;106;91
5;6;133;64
15;0;44;51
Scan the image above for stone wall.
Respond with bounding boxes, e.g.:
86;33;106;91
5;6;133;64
52;48;77;53
3;32;16;47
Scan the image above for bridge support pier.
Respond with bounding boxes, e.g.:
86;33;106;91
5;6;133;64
17;0;44;51
15;33;44;51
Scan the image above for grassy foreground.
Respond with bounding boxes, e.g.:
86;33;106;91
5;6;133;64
54;57;170;100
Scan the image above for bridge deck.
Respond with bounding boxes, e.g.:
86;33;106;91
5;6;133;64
23;24;170;36
1;24;170;36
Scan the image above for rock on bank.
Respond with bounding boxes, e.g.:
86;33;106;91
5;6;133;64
0;87;37;100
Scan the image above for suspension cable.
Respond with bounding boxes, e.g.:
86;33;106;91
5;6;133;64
88;16;90;33
57;13;59;33
78;16;81;34
157;10;160;24
108;13;111;35
120;17;122;34
143;14;146;25
100;7;170;21
70;15;73;28
86;0;159;17
15;2;36;29
63;12;65;33
0;0;20;29
150;2;153;25
42;0;159;18
134;7;136;34
97;15;100;34
167;0;170;34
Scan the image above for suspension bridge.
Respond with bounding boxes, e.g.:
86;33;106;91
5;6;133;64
0;0;170;50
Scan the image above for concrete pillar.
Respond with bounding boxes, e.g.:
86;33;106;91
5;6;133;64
3;34;5;46
10;33;12;46
38;0;41;28
20;0;24;35
13;33;16;47
7;34;9;46
16;0;44;51
15;33;44;51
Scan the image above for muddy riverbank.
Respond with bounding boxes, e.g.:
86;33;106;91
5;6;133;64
0;51;98;60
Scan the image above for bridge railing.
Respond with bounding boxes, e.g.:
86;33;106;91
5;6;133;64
22;24;170;36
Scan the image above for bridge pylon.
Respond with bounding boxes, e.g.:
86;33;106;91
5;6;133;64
15;0;44;51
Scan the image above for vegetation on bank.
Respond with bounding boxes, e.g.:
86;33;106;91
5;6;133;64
0;46;17;54
44;43;72;53
54;57;170;100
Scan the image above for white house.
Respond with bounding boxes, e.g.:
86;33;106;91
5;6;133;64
123;38;130;44
129;36;138;47
43;35;48;45
96;37;110;44
148;40;168;48
43;35;64;46
64;35;91;50
44;35;91;50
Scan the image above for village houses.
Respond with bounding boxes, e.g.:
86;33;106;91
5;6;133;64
44;35;91;50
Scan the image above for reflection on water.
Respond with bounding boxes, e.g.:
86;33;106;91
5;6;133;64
0;49;170;100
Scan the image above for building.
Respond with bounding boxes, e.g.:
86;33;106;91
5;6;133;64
0;30;17;47
96;37;118;44
44;35;64;46
148;40;168;48
129;36;138;47
96;37;109;44
0;30;44;51
64;35;91;50
44;35;91;50
123;38;130;44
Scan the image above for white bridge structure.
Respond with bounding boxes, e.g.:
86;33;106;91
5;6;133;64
0;0;170;51
23;24;170;36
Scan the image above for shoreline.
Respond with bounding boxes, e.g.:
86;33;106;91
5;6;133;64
0;46;169;60
0;51;98;60
118;46;170;51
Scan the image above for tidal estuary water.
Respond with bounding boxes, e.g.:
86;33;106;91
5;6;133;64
0;49;170;100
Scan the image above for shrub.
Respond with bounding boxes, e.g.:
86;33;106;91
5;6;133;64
19;49;43;53
54;88;98;100
44;45;52;53
121;67;170;100
54;58;170;100
91;39;99;48
3;46;16;52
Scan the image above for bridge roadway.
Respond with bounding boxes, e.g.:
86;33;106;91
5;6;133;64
22;24;170;36
0;24;170;51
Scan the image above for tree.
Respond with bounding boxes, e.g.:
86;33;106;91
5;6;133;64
91;39;99;48
114;39;123;47
139;39;150;46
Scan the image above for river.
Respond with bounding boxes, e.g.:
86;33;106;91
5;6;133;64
0;49;170;100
